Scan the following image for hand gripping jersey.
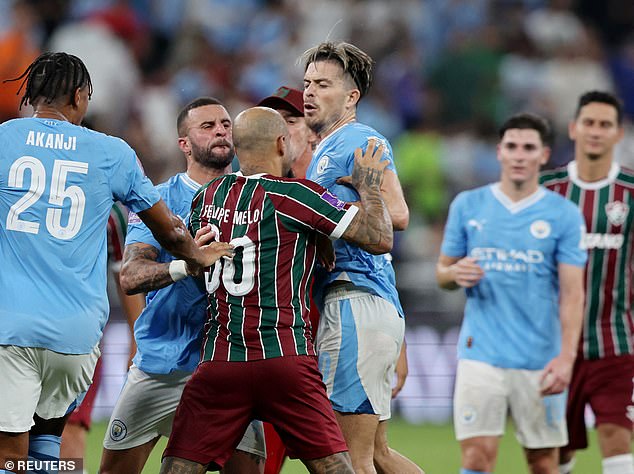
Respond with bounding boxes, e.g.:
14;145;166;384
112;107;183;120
127;173;207;374
441;184;587;369
190;173;358;362
541;161;634;359
0;117;159;354
306;122;404;316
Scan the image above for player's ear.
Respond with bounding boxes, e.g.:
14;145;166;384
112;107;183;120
346;89;360;109
276;134;287;157
617;125;625;142
177;136;191;156
71;87;81;107
541;146;551;166
568;119;577;141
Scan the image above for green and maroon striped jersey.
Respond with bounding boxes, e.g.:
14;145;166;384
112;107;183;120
107;203;127;270
190;173;358;362
541;161;634;359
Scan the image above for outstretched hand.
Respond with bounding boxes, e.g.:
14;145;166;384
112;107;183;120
199;242;234;268
189;225;234;273
194;224;217;247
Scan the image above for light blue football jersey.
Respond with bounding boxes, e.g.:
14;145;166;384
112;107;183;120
127;173;206;374
306;122;404;316
441;184;587;369
0;118;160;354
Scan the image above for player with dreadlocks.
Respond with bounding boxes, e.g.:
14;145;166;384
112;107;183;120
0;52;232;472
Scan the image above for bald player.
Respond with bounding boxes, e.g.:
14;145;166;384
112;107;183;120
160;107;395;474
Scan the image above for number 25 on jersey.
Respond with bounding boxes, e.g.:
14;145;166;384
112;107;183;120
6;156;88;240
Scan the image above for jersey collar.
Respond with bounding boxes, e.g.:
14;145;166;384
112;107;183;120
567;160;620;190
490;183;546;214
235;171;266;178
314;122;353;157
180;173;203;191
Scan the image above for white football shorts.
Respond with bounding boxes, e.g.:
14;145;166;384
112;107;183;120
0;344;100;432
453;359;568;449
316;284;404;421
103;364;266;457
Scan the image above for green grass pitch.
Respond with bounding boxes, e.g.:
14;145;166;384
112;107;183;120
86;418;603;473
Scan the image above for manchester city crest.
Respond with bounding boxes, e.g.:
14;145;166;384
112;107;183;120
530;220;551;239
460;405;477;425
317;155;329;174
605;201;629;226
110;419;127;441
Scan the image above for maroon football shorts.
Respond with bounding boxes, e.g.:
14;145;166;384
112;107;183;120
164;355;347;469
566;354;634;450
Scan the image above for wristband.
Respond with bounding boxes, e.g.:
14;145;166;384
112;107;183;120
168;260;188;282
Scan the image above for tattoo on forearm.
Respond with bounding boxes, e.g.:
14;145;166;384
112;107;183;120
344;184;391;250
121;244;176;293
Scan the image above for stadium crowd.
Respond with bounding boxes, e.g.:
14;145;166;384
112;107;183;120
1;0;633;202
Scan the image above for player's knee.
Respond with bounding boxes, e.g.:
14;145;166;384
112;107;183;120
559;447;575;465
598;423;633;454
461;444;494;471
372;438;390;462
525;447;557;474
346;445;375;473
98;458;116;474
374;448;424;474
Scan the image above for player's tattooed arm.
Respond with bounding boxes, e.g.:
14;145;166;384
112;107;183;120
341;139;393;254
119;227;231;295
119;243;174;295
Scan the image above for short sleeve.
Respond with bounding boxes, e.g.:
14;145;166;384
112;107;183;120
110;140;160;214
440;192;468;257
269;179;358;238
125;209;160;249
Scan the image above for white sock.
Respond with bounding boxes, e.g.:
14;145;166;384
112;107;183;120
559;457;576;474
603;454;634;474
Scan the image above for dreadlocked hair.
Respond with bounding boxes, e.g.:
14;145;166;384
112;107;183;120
301;41;374;98
4;52;93;109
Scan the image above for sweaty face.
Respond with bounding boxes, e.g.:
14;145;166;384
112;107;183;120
569;102;623;161
303;60;353;135
497;128;549;187
184;104;234;169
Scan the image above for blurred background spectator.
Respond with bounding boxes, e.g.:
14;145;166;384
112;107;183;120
2;0;633;424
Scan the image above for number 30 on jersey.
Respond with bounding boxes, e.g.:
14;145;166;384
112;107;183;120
204;224;256;297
